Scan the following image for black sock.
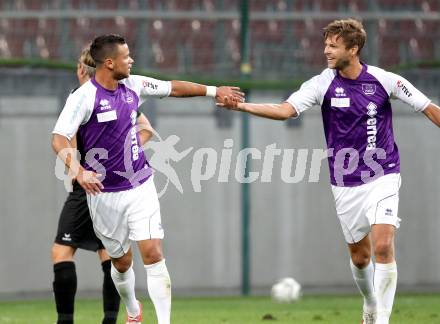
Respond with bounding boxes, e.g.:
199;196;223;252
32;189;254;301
53;261;77;324
101;260;121;324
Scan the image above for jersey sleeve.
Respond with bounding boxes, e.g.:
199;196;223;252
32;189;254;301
285;69;335;116
123;75;171;103
387;72;431;112
52;90;94;140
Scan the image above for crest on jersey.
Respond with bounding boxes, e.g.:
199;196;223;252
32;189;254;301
362;84;376;96
124;93;134;103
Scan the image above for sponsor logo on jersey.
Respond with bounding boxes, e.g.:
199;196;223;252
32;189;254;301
142;80;159;90
130;126;139;161
99;99;112;110
367;102;377;118
130;111;137;126
385;208;393;217
334;87;346;97
366;102;377;150
397;80;412;98
331;97;350;108
130;111;139;161
362;84;376;95
62;233;72;242
97;110;117;123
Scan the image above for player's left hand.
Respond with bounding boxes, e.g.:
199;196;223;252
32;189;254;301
216;96;241;110
76;167;104;195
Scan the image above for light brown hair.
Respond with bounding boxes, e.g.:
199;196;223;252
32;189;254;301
78;46;96;77
323;19;367;55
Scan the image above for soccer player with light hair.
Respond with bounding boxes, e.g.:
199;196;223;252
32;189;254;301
219;18;440;324
51;46;154;324
52;34;244;324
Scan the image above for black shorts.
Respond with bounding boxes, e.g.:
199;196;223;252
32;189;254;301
54;181;104;251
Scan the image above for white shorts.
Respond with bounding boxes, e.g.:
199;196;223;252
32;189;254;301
86;177;164;258
331;173;401;244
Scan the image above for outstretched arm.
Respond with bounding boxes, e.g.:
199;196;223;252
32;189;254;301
218;98;298;120
423;103;440;127
169;80;244;103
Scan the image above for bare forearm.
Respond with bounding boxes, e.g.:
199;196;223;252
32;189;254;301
170;80;208;97
423;103;440;127
52;134;103;194
52;134;81;171
139;129;153;145
169;81;244;103
236;102;297;120
136;113;154;145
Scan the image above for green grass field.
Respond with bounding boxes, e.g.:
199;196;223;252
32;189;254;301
1;294;440;323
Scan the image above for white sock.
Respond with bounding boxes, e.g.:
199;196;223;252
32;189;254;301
144;259;171;324
350;259;376;311
110;263;140;317
374;261;398;324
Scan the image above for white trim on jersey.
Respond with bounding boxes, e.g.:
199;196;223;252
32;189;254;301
122;75;171;106
52;81;96;140
366;65;431;112
285;68;336;116
53;75;172;140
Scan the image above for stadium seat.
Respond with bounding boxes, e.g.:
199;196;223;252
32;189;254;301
1;2;438;75
318;0;340;11
348;0;368;11
223;21;241;68
424;0;440;11
38;18;59;58
191;21;216;73
146;20;179;72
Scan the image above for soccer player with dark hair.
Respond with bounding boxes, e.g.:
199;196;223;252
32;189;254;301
219;19;440;324
52;46;154;324
52;34;244;324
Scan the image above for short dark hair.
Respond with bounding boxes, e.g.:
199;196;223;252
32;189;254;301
90;34;126;65
323;19;366;55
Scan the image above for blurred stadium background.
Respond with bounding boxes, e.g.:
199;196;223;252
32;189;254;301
0;0;440;304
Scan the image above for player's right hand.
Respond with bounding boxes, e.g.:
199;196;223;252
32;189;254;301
215;86;245;104
76;167;104;195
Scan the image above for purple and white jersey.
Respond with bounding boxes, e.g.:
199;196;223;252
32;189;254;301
286;63;430;187
53;75;171;192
